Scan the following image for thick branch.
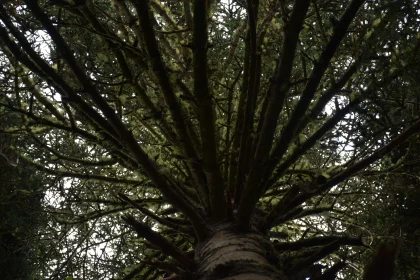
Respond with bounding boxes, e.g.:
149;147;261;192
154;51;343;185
268;0;366;176
234;0;260;206
0;5;122;144
0;101;138;169
278;236;363;251
21;0;208;239
266;99;360;191
118;193;190;233
18;155;140;185
237;0;311;229
282;116;420;219
229;27;250;204
129;0;210;214
286;241;342;278
79;3;178;145
272;206;333;227
29;132;117;167
193;0;225;220
122;215;193;269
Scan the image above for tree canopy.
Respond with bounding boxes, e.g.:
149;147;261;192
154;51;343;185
1;0;420;279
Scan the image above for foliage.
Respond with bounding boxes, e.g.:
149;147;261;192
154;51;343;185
0;0;420;279
0;131;49;279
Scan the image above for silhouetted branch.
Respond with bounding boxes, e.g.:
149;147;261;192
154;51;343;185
122;215;194;269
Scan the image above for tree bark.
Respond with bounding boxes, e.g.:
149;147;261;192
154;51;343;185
196;226;286;280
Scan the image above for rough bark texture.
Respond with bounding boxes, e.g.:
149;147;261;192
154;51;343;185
196;226;286;280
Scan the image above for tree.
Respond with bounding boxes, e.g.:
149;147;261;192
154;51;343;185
0;118;49;279
0;0;419;279
360;133;420;279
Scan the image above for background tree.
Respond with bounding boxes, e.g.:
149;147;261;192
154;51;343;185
0;0;419;279
0;116;50;279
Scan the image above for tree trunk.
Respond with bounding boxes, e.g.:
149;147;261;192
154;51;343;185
196;226;286;280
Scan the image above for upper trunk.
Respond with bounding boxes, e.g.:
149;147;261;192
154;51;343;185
196;226;286;280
